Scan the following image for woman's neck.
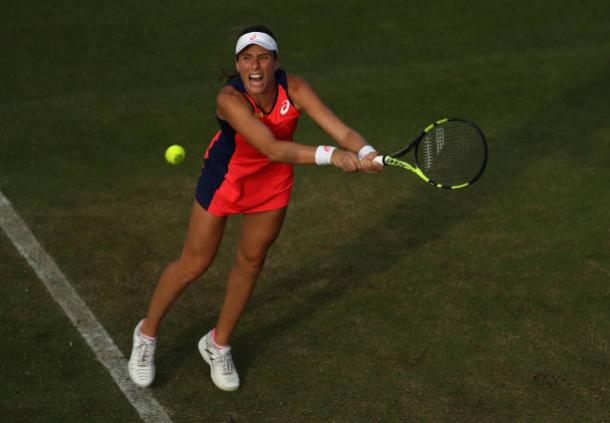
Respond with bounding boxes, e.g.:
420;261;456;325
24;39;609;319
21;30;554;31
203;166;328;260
246;84;277;113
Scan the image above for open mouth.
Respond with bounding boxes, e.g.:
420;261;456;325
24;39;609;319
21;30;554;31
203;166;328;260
248;74;264;87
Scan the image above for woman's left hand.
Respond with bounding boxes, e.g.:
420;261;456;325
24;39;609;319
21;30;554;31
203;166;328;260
360;152;384;174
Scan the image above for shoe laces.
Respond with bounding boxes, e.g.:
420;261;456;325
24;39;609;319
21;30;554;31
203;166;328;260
135;342;155;366
209;345;235;375
219;352;235;375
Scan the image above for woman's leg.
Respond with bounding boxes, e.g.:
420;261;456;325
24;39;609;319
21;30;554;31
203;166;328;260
140;201;227;337
214;207;287;346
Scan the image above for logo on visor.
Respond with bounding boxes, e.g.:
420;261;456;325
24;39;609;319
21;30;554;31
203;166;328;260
249;34;257;40
280;100;290;115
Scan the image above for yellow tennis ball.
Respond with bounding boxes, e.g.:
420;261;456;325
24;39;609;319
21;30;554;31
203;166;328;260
165;145;185;165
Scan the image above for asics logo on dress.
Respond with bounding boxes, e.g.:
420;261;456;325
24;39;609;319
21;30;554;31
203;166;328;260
280;100;290;115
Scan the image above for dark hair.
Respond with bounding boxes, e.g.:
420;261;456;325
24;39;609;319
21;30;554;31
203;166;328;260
221;24;278;83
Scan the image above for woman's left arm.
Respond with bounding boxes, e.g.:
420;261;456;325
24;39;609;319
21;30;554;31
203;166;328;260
288;75;382;172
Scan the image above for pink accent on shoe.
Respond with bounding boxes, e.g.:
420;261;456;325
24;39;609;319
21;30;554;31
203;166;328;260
211;328;229;350
137;319;156;343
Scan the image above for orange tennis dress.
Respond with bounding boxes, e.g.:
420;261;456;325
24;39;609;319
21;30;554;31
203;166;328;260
195;70;300;216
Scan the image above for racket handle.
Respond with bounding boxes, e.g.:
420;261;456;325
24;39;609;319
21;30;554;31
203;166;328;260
373;155;385;166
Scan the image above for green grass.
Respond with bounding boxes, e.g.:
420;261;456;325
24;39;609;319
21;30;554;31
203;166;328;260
1;1;609;421
0;241;142;422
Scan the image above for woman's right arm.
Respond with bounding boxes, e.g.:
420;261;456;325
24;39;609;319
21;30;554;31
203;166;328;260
216;87;361;172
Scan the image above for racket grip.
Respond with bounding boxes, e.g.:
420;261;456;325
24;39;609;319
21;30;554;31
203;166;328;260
373;155;385;166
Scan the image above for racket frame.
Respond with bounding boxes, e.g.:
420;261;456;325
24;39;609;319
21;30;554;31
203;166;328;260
379;118;487;190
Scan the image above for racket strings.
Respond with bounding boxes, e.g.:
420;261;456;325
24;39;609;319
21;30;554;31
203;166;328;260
416;121;486;186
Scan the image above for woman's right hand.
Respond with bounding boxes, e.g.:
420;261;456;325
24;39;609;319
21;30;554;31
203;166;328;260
331;150;362;173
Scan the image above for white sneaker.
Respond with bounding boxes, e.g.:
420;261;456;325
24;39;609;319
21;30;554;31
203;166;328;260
198;330;240;391
128;320;156;387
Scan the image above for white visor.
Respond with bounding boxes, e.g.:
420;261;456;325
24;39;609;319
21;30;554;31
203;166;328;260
235;32;278;55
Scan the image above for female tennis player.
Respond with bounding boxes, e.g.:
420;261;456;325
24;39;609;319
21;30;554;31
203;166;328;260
128;25;382;391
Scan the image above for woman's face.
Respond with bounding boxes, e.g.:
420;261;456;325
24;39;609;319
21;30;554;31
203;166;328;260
235;44;278;96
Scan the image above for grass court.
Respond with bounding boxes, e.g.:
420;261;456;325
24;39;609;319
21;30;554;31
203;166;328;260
1;1;609;421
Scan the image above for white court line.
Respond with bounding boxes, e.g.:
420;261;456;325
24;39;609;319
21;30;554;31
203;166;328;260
0;191;172;423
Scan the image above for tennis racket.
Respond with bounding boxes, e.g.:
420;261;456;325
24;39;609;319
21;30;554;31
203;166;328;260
373;118;488;189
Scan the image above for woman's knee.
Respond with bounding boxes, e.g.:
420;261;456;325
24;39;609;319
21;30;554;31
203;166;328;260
234;249;266;275
174;256;212;285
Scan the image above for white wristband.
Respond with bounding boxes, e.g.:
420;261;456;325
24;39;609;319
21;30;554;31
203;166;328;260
357;145;376;160
315;145;336;165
